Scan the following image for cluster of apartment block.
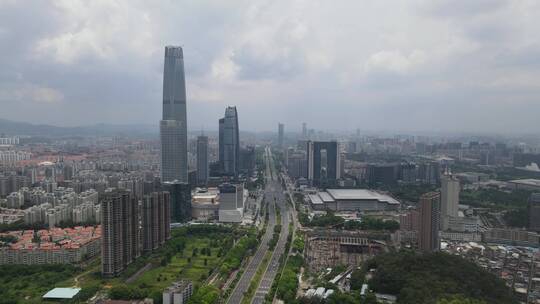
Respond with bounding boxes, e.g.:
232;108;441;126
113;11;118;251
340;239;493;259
0;226;101;264
20;188;101;227
101;189;171;277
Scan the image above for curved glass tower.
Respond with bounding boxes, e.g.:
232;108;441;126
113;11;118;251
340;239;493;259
219;106;240;176
160;46;188;182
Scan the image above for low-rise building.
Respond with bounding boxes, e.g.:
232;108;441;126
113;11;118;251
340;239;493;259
163;280;193;304
0;226;101;264
483;228;540;247
307;189;400;212
508;179;540;191
191;188;219;221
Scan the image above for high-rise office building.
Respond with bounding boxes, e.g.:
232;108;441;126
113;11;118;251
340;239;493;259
160;46;188;183
307;141;341;186
287;151;308;179
101;189;140;277
419;162;440;185
219;106;240;177
239;146;256;174
528;193;540;232
142;191;171;252
278;123;284;148
440;172;460;230
196;135;208;185
367;164;399;186
419;192;441;252
302;122;307;139
164;181;191;223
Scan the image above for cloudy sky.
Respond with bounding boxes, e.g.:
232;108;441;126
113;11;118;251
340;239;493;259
1;0;540;133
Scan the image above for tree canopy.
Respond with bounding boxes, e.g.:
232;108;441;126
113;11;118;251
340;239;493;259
366;250;517;304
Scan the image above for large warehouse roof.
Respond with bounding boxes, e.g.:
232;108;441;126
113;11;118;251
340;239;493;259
325;189;400;205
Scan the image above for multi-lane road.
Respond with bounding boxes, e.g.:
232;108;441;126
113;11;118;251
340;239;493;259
226;147;279;304
251;147;290;304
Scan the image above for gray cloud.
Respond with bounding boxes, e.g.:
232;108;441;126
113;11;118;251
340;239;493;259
0;0;539;134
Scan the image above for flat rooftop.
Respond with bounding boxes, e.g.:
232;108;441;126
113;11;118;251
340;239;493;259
308;194;324;205
43;287;81;299
509;179;540;187
326;189;400;205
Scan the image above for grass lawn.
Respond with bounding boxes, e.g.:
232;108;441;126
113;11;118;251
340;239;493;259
133;237;222;290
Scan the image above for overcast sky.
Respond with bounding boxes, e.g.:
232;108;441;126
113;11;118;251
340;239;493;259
1;0;540;133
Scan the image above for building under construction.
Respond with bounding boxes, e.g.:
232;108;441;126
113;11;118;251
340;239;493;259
304;229;391;272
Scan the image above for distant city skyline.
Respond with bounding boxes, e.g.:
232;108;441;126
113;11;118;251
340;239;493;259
1;1;540;133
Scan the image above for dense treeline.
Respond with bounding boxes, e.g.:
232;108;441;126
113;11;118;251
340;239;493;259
503;208;528;228
219;233;258;276
275;253;303;302
376;183;438;203
460;189;531;210
0;264;80;303
343;217;399;231
187;285;220;304
365;251;517;304
268;224;281;249
299;211;399;231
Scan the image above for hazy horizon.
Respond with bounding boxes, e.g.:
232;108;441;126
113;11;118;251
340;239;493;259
1;1;540;133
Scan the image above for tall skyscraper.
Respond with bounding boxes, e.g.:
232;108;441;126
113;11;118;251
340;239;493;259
528;193;540;232
302;122;307;139
164;181;192;223
196;135;209;185
419;192;441;252
101;189;140;277
219;106;240;177
142;191;171;252
278;123;284;148
160;46;188;183
440;172;459;230
307;141;341;186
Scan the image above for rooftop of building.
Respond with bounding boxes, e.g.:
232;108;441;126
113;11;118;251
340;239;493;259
43;287;81;299
164;280;192;293
509;179;540;186
0;225;101;251
325;189;400;205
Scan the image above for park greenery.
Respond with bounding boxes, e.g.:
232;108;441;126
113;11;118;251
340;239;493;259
299;210;400;231
219;230;258;276
0;225;257;304
376;183;438;204
0;264;81;304
503;208;528;228
343;217;399;231
363;250;517;304
268;224;282;249
188;285;221;304
241;251;272;304
275;255;305;303
460;188;531;210
437;296;487;304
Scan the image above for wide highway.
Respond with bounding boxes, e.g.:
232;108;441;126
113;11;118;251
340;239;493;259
226;147;277;304
251;147;290;304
